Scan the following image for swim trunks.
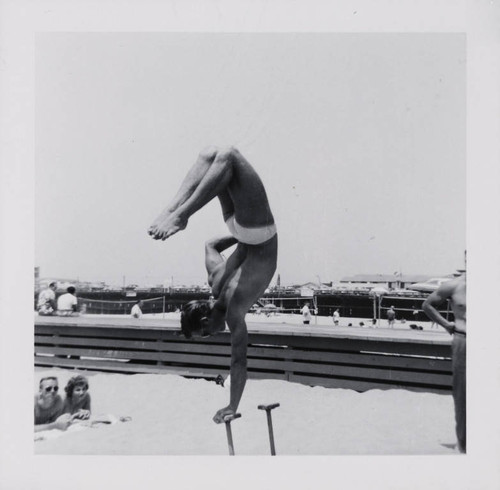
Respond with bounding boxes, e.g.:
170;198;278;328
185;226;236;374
225;215;277;245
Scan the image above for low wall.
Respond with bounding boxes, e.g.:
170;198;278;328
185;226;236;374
35;317;452;394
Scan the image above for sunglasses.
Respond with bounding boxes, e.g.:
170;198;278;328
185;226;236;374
44;386;59;393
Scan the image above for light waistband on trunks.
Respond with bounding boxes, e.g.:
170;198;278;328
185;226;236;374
225;215;277;245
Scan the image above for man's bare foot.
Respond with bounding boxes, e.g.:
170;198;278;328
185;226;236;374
148;212;188;240
148;207;174;236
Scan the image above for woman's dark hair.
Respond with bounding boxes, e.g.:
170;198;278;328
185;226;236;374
64;375;89;398
180;300;212;339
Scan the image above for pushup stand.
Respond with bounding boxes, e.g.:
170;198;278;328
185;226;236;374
223;413;241;455
258;403;280;455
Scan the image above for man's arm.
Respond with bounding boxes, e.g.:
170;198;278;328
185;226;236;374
34;413;72;432
212;315;248;424
422;282;456;334
228;325;248;411
205;235;239;278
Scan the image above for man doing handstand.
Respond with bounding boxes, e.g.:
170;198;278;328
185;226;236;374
148;146;278;424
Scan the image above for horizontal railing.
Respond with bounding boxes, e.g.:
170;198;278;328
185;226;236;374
34;318;452;394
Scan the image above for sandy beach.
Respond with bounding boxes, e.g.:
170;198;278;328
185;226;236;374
35;365;457;456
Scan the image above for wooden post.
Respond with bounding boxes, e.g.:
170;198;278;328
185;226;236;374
378;296;382;328
373;297;377;326
258;403;280;455
223;413;241;456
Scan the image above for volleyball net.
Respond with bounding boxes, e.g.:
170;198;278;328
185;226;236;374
71;294;446;321
77;296;178;315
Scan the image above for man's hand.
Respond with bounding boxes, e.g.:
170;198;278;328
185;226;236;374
54;413;72;431
444;321;456;335
213;406;235;424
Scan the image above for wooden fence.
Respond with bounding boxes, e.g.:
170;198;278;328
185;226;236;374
35;317;453;394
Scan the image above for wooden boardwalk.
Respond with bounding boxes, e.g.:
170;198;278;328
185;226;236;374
35;315;452;394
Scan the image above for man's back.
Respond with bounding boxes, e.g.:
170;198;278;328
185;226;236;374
38;288;55;307
57;293;77;312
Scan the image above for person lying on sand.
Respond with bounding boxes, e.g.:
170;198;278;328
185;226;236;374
35;377;72;433
148;146;278;424
62;375;91;421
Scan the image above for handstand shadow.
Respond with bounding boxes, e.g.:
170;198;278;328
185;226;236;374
440;443;457;451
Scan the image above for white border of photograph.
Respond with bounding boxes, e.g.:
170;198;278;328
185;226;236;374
1;1;499;489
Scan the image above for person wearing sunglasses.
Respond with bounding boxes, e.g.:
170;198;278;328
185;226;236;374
62;375;91;420
34;377;72;432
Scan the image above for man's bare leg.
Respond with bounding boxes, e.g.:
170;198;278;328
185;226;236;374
148;147;219;237
149;148;236;240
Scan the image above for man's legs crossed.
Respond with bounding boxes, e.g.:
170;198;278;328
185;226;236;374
150;147;218;225
149;147;236;240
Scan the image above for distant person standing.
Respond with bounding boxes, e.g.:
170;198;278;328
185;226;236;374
412;307;419;321
387;306;396;328
332;309;340;326
57;286;79;316
301;302;312;325
131;300;144;319
423;272;466;453
37;282;57;316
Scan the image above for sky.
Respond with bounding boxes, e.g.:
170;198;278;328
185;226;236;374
35;33;465;287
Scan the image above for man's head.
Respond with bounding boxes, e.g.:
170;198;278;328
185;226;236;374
64;375;89;399
67;286;76;295
180;300;213;339
49;282;57;291
39;377;59;404
138;300;144;307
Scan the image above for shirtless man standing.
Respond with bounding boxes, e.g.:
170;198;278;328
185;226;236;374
423;271;466;453
148;147;278;424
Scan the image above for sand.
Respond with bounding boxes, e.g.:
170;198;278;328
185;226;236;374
34;367;457;456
